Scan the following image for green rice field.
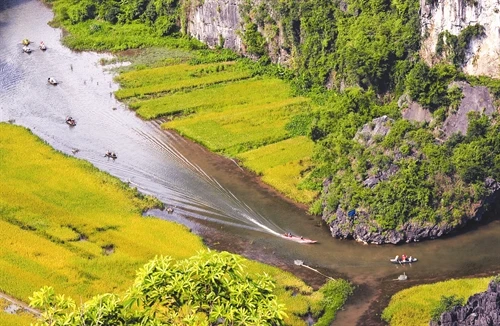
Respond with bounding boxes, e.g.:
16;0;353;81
0;123;339;325
382;277;491;326
117;61;317;203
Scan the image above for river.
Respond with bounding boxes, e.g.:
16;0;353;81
1;0;499;325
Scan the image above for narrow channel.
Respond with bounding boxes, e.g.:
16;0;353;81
1;0;499;324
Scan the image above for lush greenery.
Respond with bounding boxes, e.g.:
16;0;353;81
31;251;286;325
0;124;351;325
382;277;490;326
47;0;500;232
429;295;464;322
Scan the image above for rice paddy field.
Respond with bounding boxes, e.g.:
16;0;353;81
0;123;340;325
0;298;35;326
381;277;491;326
120;61;318;203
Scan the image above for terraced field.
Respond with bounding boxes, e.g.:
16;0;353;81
120;61;318;203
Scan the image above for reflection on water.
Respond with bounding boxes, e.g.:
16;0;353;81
1;0;500;324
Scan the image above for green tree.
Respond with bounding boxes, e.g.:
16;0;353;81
30;251;286;326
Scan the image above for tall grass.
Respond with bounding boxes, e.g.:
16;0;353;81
0;124;347;325
382;277;490;326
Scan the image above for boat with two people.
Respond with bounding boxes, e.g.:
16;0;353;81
48;77;58;85
22;46;31;54
390;255;417;264
104;151;117;159
39;41;46;51
66;116;76;127
282;232;318;244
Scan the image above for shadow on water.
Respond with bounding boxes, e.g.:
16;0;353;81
1;1;500;325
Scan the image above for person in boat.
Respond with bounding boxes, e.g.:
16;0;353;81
300;236;304;240
401;254;407;262
408;256;413;262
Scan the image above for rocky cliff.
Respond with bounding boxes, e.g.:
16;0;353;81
420;0;500;78
186;0;243;51
430;279;500;326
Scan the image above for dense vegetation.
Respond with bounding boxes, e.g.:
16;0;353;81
0;124;352;326
382;277;491;326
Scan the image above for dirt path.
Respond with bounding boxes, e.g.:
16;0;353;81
0;292;40;316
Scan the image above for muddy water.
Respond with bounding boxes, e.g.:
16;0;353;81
1;1;500;325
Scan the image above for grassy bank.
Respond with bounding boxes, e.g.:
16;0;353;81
0;123;350;325
382;277;491;326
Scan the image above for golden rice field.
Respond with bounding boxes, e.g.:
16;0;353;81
237;137;317;203
116;60;318;203
382;277;491;326
115;62;251;99
0;123;329;326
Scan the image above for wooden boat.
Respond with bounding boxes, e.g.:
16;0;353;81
48;77;58;85
390;255;417;264
22;39;30;45
22;46;32;53
104;152;117;159
281;234;318;244
39;42;46;51
66;117;76;126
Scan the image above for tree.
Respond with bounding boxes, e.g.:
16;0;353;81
30;250;286;326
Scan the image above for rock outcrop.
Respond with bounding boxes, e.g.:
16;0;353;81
441;81;497;139
430;279;500;326
186;0;243;51
420;0;500;78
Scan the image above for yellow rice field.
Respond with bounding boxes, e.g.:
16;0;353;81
382;277;491;326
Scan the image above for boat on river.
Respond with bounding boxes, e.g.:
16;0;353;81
66;117;76;126
39;41;46;51
390;255;417;264
104;151;117;159
22;46;31;53
48;77;58;85
22;38;30;45
281;234;318;244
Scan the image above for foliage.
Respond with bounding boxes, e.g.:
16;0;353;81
430;295;464;322
311;279;354;326
30;251;286;325
436;24;485;66
382;277;490;326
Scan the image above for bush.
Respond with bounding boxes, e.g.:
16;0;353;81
430;295;464;322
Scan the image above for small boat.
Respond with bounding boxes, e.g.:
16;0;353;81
39;42;46;51
66;117;76;126
397;272;408;281
48;77;58;85
281;233;318;244
22;46;32;53
104;151;117;159
22;39;30;45
390;255;417;264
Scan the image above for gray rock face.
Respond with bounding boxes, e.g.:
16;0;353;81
430;280;500;326
420;0;500;78
355;115;394;146
441;82;496;139
187;0;243;51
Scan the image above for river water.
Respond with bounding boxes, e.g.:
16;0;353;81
1;0;499;324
